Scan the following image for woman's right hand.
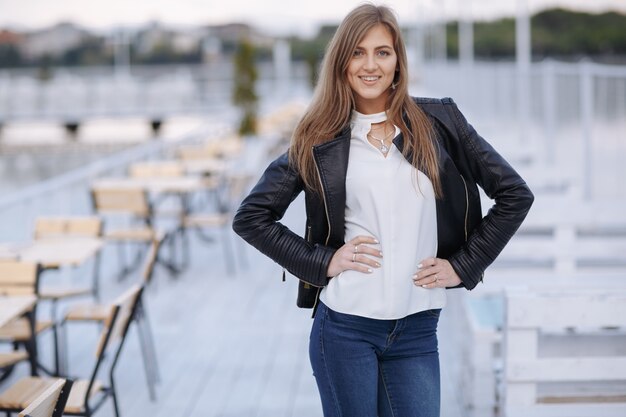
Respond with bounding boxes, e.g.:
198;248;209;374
326;235;382;278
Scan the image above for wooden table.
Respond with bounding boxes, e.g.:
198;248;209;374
0;295;37;328
92;176;218;194
0;237;104;269
0;238;104;376
131;159;230;177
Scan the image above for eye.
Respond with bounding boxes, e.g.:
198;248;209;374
377;50;391;57
353;49;364;57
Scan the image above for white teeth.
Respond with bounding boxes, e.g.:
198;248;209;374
361;76;379;81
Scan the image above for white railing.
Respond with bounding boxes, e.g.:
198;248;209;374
0;62;311;123
0;122;222;241
416;59;626;200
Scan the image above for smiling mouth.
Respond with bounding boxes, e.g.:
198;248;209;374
360;76;381;82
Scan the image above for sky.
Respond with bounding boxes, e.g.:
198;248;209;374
1;0;625;36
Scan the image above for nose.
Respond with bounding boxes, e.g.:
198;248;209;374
363;53;377;71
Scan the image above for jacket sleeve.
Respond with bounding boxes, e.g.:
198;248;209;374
443;99;534;289
232;152;335;287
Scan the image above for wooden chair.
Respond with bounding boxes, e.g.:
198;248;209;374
128;161;188;220
18;378;73;417
61;237;163;401
90;186;157;278
34;217;102;240
0;285;144;417
0;261;52;377
128;161;184;178
177;145;219;161
33;216;103;302
183;172;252;273
0;351;29;383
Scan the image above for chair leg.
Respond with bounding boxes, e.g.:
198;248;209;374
52;322;60;376
24;310;38;377
60;320;69;376
110;380;121;417
139;305;161;383
136;301;160;399
92;251;102;303
181;227;191;269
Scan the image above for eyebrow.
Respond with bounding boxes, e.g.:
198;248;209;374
354;45;393;50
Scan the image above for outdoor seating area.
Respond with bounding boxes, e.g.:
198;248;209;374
0;64;625;417
1;96;625;416
0;105;301;416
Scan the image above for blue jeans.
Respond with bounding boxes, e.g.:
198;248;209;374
309;301;441;417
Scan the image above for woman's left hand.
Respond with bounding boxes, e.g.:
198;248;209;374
413;257;462;288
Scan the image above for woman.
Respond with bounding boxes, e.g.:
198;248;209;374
233;4;533;416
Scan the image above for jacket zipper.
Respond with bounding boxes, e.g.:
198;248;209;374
311;149;331;315
459;174;469;241
459;174;483;282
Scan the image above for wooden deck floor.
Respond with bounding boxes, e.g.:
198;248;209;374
1;189;470;417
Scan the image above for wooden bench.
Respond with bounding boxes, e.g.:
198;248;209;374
500;288;626;417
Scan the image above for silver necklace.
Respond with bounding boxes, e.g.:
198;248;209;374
367;124;394;154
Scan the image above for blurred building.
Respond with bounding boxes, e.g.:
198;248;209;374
20;22;89;59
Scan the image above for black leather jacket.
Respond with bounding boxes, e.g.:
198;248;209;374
233;97;534;311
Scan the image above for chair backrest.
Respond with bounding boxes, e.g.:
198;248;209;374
94;284;143;360
129;161;184;178
91;186;151;218
177;146;219;161
18;379;73;417
141;236;162;285
34;216;102;239
81;285;143;412
0;261;41;296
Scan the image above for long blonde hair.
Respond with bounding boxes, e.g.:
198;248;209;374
289;3;441;198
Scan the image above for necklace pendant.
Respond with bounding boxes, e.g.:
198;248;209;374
380;143;389;154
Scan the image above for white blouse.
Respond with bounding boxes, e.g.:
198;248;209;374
319;110;446;319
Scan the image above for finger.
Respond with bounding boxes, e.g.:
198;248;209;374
351;235;379;246
355;245;383;258
417;257;437;269
346;258;373;274
414;274;441;288
353;254;381;268
413;271;441;286
413;267;439;282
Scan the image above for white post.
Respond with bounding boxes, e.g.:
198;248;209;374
413;2;426;83
273;39;291;81
273;39;292;100
458;0;474;68
436;0;448;63
516;0;531;146
580;61;594;200
114;29;131;79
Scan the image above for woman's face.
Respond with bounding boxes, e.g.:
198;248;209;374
347;24;398;114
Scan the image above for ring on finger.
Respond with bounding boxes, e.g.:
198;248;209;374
352;253;356;262
354;244;359;254
434;274;439;283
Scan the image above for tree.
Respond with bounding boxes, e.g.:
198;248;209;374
232;39;259;136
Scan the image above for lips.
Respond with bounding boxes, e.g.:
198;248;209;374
360;76;381;82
